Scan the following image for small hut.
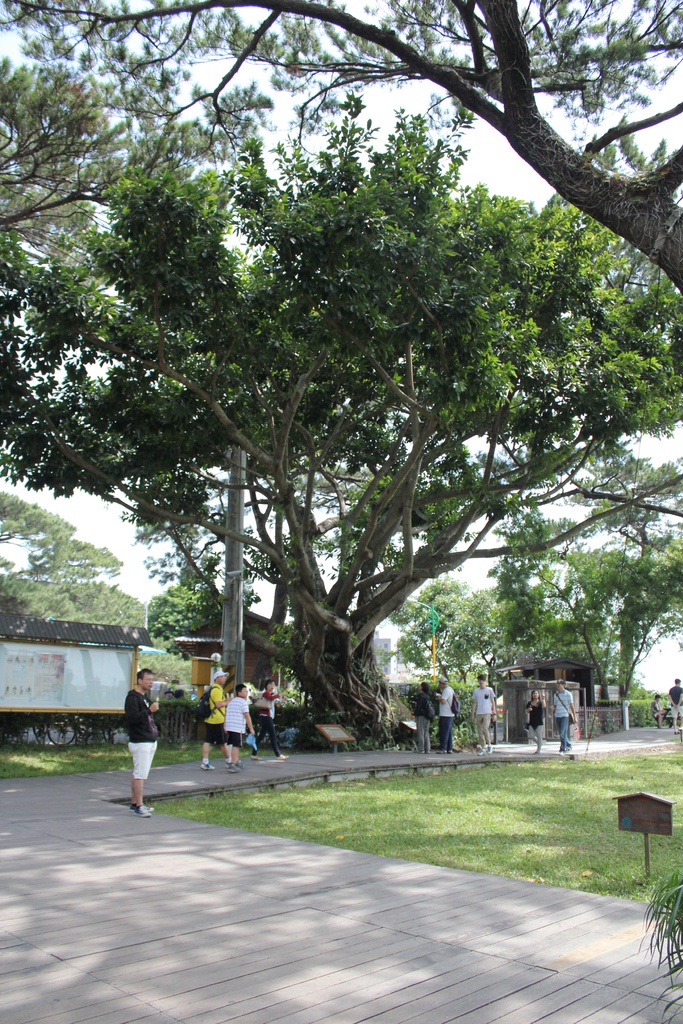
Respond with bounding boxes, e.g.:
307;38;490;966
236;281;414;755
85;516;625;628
496;657;596;742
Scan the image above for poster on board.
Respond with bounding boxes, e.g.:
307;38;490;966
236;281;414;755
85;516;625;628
0;643;134;711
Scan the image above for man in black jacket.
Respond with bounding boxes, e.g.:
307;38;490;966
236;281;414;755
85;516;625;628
124;668;159;817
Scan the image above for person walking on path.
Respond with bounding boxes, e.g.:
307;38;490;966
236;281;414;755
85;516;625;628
471;673;496;756
253;679;288;760
224;682;256;772
437;676;455;753
669;679;683;734
553;680;574;754
124;667;159;817
201;670;232;771
526;689;546;754
415;681;435;753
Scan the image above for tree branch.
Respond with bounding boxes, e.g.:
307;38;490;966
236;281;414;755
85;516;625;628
585;100;683;156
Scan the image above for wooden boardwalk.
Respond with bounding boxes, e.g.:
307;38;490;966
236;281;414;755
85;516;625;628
0;734;674;1024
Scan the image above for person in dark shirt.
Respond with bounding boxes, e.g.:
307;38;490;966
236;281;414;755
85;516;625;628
414;682;435;753
124;668;159;817
669;679;683;734
525;689;546;754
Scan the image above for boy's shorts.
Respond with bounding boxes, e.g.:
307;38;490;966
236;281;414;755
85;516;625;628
226;731;243;747
128;741;157;779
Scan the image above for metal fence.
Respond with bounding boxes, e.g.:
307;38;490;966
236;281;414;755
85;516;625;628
581;704;623;736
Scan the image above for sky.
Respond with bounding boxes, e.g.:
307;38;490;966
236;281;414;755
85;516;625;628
2;42;682;688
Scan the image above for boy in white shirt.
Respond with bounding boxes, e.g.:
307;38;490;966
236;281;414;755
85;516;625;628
224;682;256;772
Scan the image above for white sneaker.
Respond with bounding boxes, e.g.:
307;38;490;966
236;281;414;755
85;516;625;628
486;745;492;754
477;749;485;756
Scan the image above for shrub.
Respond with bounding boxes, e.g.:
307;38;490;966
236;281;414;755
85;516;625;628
628;699;656;728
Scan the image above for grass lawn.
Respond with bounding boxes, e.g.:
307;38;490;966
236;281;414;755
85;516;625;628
0;741;201;777
157;753;683;901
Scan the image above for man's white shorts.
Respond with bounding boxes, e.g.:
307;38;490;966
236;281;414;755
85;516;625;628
672;706;683;723
129;741;157;779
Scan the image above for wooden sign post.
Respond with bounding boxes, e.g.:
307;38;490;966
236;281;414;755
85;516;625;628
614;792;674;876
315;724;356;754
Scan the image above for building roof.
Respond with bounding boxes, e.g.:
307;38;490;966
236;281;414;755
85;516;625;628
0;613;152;649
613;792;675;806
496;657;596;673
173;609;273;655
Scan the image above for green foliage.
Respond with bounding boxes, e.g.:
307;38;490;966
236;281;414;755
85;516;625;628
392;581;507;680
2;107;683;711
0;53;268;257
647;871;683;1019
628;700;658;728
490;457;683;694
147;584;217;647
0;490;144;624
7;0;683;291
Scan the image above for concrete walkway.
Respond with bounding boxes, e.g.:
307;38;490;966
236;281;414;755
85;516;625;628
1;728;677;1024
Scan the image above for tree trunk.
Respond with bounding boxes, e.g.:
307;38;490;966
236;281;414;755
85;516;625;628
618;618;635;698
251;578;289;687
294;620;393;740
482;0;683;291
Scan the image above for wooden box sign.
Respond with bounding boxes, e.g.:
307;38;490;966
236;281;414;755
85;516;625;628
614;792;674;836
315;724;355;744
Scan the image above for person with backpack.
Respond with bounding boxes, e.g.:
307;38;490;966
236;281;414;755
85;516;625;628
200;671;232;771
414;681;435;753
471;673;496;756
437;675;455;754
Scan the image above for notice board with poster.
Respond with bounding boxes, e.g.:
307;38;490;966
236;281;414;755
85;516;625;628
0;642;134;712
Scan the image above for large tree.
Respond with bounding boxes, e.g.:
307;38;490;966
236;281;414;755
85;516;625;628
2;110;682;729
0;491;145;623
6;0;683;286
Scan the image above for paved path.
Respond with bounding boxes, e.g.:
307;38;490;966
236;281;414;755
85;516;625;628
1;729;677;1024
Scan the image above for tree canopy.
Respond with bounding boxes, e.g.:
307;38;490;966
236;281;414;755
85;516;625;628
5;0;683;286
2;109;683;725
0;53;270;256
0;491;145;624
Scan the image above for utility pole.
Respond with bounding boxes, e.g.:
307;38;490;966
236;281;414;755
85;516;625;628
222;446;246;690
